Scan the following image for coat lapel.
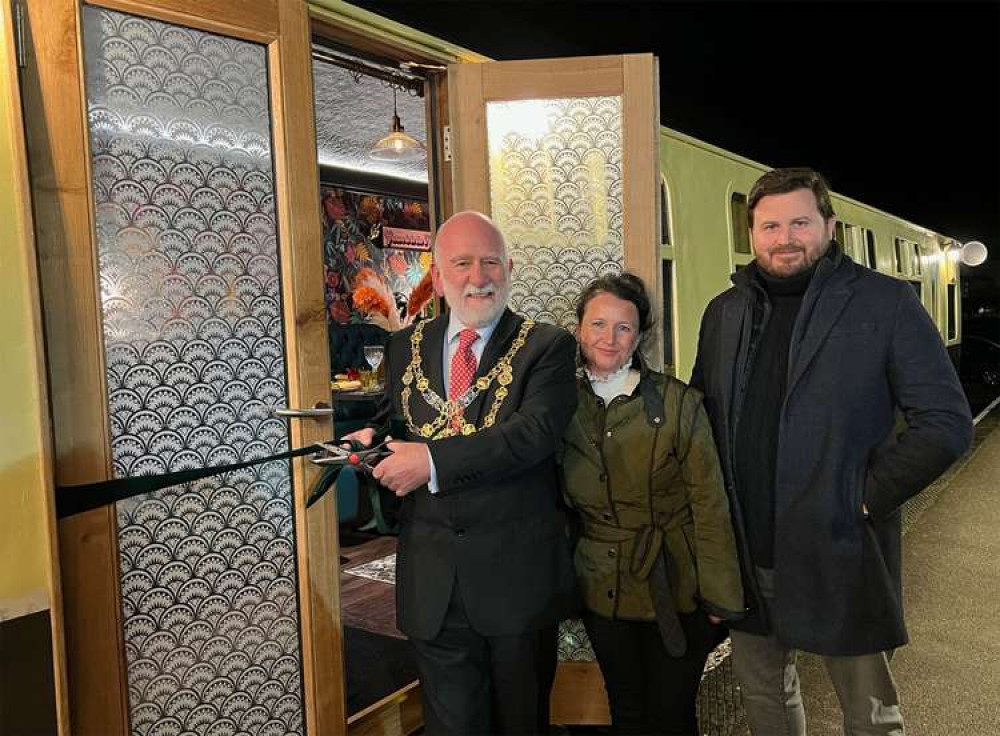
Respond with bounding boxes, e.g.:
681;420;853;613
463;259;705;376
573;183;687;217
786;265;855;394
720;296;747;433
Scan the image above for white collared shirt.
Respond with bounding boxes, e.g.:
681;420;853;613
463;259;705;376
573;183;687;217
427;311;505;493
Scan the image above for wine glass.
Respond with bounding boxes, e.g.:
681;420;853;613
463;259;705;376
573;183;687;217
363;344;385;390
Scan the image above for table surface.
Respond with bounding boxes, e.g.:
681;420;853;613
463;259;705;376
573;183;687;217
332;389;384;402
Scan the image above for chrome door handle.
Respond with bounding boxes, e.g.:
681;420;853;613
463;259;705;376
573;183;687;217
273;402;334;418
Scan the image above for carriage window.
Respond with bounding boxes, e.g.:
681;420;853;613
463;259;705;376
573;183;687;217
835;221;846;246
730;192;751;254
839;222;859;261
947;283;957;340
912;243;923;276
866;230;877;269
893;237;904;273
660;177;672;246
661;259;675;372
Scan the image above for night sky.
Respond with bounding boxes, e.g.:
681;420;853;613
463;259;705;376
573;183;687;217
354;1;1000;285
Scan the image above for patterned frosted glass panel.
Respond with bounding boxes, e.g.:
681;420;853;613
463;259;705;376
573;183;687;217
487;97;624;330
83;8;304;735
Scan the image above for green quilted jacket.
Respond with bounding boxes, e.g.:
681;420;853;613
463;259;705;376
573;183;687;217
561;369;744;621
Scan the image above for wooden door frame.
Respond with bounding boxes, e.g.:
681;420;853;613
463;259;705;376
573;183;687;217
308;2;490;231
2;1;69;733
307;8;462;360
22;0;342;733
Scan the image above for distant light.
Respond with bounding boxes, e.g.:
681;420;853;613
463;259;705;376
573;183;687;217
960;241;988;267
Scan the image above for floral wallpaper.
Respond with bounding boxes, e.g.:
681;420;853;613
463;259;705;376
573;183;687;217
321;187;433;332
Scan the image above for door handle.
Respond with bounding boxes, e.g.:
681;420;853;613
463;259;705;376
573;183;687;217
273;402;334;418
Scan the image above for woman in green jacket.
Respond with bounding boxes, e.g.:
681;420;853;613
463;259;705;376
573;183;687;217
562;273;743;735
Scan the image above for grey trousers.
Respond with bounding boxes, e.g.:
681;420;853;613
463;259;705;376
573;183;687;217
730;629;905;736
731;568;904;735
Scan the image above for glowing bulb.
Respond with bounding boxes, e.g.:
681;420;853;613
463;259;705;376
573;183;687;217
960;241;988;267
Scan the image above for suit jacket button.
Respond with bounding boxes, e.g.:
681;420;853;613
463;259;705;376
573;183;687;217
607;547;616;558
455;528;466;537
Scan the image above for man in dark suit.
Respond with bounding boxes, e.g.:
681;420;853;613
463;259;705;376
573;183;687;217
690;168;972;735
345;211;578;735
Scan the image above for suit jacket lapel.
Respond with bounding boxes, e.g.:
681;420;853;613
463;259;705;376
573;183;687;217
469;308;520;426
418;316;447;425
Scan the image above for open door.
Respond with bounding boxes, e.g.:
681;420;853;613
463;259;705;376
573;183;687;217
446;53;660;726
448;54;662;364
21;0;343;733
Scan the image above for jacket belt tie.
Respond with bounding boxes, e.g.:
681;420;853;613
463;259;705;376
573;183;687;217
583;519;687;657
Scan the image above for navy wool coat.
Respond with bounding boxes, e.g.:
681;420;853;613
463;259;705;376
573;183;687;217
691;247;973;656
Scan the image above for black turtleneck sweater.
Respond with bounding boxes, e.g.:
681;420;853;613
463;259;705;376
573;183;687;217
734;264;816;569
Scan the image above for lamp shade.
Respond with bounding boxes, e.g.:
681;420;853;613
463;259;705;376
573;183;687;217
370;113;425;162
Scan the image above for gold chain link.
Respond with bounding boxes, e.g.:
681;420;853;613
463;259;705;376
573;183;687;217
400;319;534;439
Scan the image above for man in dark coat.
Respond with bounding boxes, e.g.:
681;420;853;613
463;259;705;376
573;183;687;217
690;168;973;735
345;211;578;735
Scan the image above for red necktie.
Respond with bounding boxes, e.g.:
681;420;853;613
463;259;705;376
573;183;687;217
449;328;480;401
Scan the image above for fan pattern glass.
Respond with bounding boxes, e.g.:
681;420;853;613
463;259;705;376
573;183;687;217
83;7;304;734
486;96;624;331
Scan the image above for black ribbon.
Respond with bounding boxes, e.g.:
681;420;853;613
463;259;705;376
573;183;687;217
55;421;408;520
55;443;326;519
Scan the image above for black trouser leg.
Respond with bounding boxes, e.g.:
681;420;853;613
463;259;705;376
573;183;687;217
410;585;491;736
643;611;716;735
412;582;558;735
488;623;558;735
583;610;715;736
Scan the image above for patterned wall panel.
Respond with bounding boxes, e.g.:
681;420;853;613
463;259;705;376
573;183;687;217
486;97;624;331
83;8;304;735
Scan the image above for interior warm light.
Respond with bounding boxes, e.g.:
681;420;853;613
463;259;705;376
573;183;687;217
370;88;425;162
960;240;988;267
486;99;552;144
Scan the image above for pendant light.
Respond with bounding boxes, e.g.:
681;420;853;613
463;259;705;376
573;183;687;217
369;87;426;162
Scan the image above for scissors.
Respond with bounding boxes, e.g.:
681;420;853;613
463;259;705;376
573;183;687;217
305;437;393;508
